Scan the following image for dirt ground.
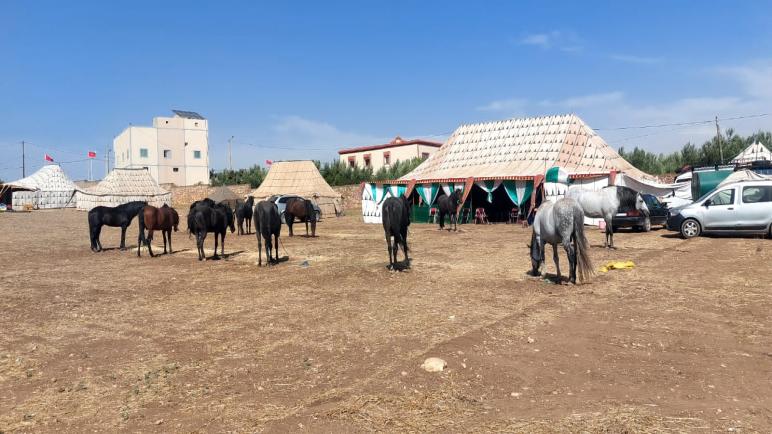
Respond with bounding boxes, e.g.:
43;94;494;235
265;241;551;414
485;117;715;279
0;208;770;433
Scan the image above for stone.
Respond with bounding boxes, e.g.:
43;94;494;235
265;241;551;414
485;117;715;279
421;357;447;372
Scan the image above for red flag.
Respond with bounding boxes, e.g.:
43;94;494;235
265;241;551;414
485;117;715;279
88;151;96;158
44;153;54;162
265;159;273;165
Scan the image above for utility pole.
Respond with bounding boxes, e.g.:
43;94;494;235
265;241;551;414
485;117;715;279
715;115;724;165
105;146;110;177
21;140;26;177
228;135;234;171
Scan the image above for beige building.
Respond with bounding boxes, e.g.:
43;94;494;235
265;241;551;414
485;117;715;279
113;110;210;186
338;136;442;172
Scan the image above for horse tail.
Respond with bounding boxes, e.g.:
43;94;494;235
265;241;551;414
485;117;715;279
572;208;594;282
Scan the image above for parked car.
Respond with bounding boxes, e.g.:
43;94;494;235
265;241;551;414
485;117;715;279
666;180;772;239
612;193;668;232
269;195;322;224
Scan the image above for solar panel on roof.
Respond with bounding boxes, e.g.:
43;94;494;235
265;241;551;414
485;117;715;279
171;110;205;120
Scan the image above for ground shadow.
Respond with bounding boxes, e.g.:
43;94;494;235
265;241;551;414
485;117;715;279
208;250;245;260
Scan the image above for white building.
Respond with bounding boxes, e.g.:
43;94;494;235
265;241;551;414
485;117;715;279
114;110;210;186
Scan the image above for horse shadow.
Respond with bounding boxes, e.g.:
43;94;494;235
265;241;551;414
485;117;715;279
387;259;411;272
207;250;245;260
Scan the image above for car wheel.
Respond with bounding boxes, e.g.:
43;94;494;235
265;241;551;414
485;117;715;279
642;218;651;232
680;219;701;239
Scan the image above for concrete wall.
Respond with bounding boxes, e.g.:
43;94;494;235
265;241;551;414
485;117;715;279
165;183;252;209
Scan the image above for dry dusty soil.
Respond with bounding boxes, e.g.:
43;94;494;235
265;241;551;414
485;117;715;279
0;208;770;432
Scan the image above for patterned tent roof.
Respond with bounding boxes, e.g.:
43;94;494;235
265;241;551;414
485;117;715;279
252;161;342;216
80;168;169;197
400;114;654;182
2;164;77;192
731;142;771;164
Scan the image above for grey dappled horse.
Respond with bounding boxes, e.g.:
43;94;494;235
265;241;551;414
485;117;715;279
528;198;593;284
566;185;649;248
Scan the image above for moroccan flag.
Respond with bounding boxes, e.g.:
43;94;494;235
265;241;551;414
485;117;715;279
265;159;273;165
44;153;54;162
88;151;96;158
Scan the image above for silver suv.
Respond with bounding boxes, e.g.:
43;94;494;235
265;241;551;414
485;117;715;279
269;195;322;224
667;180;772;238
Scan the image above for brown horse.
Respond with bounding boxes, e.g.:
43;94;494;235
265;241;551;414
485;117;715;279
284;197;317;237
137;204;179;257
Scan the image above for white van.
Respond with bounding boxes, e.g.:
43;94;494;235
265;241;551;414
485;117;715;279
666;180;772;238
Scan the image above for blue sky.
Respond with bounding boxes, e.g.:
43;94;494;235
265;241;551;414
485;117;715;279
2;1;771;180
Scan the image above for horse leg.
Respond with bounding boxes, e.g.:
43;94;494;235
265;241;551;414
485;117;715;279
197;232;205;261
90;224;99;252
553;244;561;283
257;233;263;266
605;217;615;249
96;225;103;251
220;231;225;256
137;225;143;257
564;237;577;284
392;236;400;270
385;234;394;270
162;231;168;254
311;217;316;237
273;233;279;263
438;211;444;230
120;226;127;250
453;213;457;231
287;215;294;237
213;233;219;259
146;229;155;257
401;230;409;268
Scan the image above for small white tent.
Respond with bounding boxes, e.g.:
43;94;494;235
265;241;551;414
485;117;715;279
0;165;77;209
75;168;171;211
731;142;771;165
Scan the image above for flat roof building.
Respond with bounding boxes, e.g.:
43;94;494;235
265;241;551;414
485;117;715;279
114;110;210;186
338;136;442;172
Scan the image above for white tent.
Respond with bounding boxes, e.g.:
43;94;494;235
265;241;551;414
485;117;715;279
75;168;171;211
731;142;771;165
0;165;77;209
717;169;772;188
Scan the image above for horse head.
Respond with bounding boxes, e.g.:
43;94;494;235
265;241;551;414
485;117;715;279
227;207;236;233
636;194;650;217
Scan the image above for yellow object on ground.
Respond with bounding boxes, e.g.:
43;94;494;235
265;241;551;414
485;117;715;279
599;261;635;273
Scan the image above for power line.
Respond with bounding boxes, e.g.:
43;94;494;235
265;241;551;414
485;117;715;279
596;113;768;131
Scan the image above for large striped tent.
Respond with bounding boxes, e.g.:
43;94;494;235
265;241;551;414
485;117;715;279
362;114;677;223
0;164;78;209
75;168;171;211
251;160;342;217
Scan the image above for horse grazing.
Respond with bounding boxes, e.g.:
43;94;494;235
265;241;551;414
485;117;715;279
566;185;650;249
284;197;317;237
382;195;411;270
236;196;255;235
88;201;147;252
254;200;282;266
189;201;235;260
436;189;462;231
137;204;179;257
528;198;593;284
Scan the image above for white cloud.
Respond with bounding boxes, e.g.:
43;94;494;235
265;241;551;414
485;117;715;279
715;61;772;99
518;31;583;52
609;54;664;65
476;98;528;114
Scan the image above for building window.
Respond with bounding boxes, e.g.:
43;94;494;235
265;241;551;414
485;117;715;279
383;152;391;165
173;167;179;173
194;150;201;159
194;122;199;127
163;150;171;158
142;166;149;170
363;154;371;168
421;152;430;159
140;148;148;158
348;156;356;168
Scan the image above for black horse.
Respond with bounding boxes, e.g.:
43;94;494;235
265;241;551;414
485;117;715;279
254;200;282;266
382;195;411;271
236;196;255;235
189;201;235;260
88;201;147;252
436;189;462;231
284;197;317;237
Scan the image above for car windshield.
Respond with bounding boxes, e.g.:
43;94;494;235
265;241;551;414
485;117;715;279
643;195;659;208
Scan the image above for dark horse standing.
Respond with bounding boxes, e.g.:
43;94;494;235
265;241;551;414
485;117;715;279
137;204;179;257
254;200;282;266
382;195;411;271
284;197;317;237
189;201;235;260
236;196;255;235
436;189;462;231
88;201;147;252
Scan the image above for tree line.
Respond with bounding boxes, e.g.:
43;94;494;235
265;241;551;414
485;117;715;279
209;157;426;187
617;129;771;175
